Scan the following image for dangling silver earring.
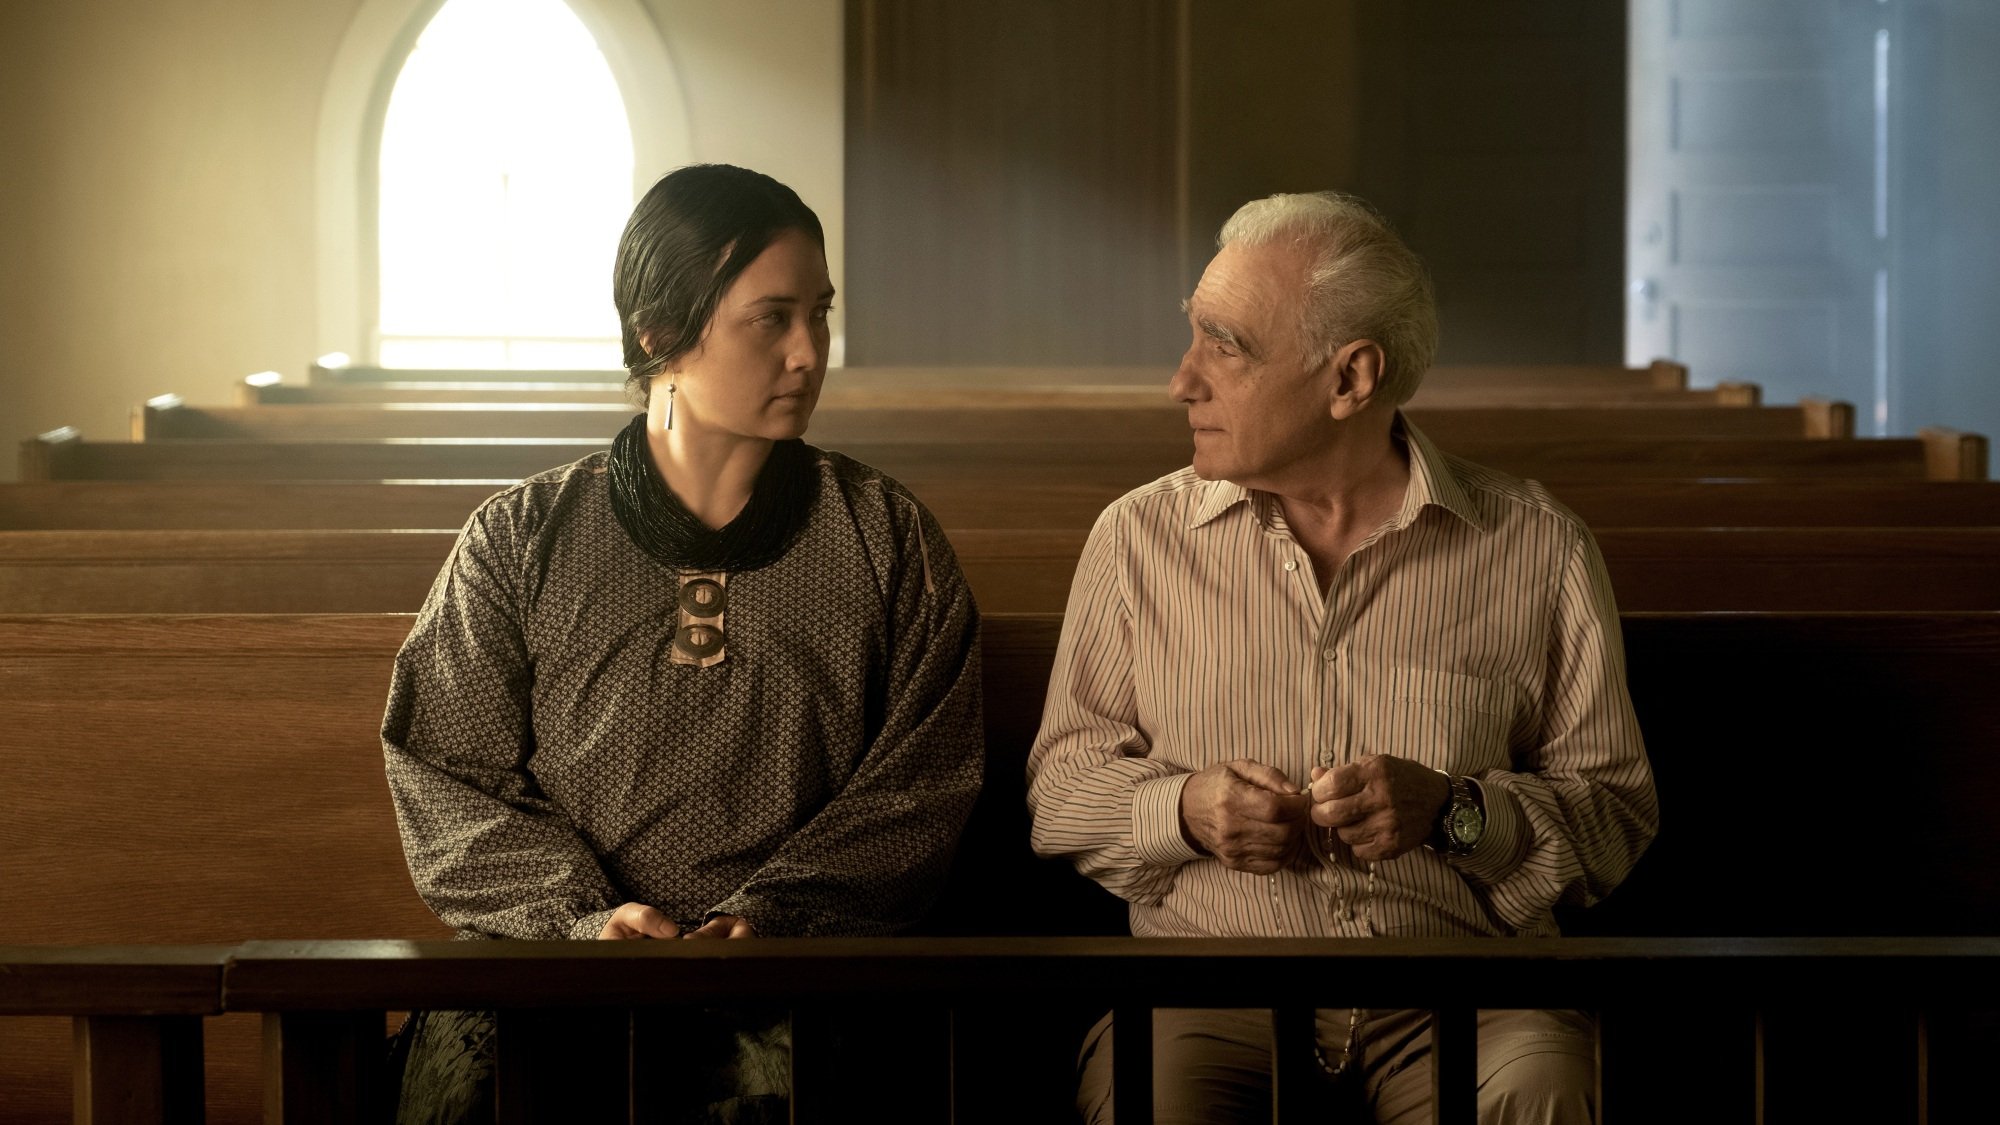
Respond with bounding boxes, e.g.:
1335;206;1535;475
665;383;676;430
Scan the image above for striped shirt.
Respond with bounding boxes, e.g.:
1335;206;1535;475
1026;418;1658;938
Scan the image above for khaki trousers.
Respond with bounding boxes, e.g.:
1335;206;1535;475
1077;1007;1596;1125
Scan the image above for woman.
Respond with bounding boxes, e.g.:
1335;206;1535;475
383;164;984;1123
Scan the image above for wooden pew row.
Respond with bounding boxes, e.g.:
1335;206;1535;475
247;376;1762;409
0;614;444;1125
951;527;2000;612
137;397;1852;443
251;359;1749;408
4;611;1998;1124
307;359;1698;393
7;940;1991;1125
25;431;1990;482
5;526;2000;614
12;478;2000;533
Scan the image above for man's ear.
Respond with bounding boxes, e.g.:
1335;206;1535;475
1327;340;1387;422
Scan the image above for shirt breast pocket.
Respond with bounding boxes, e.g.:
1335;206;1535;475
1381;667;1514;774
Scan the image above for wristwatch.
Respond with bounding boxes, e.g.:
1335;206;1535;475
1429;773;1485;857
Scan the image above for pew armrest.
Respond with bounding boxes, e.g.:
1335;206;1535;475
1714;382;1761;406
1645;359;1689;391
1919;428;1990;481
20;427;81;482
134;394;190;441
1799;397;1855;439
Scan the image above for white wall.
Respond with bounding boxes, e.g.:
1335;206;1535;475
1895;0;2000;474
645;0;845;350
0;0;843;481
0;1;358;478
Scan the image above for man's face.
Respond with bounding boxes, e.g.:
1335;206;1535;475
1169;239;1331;486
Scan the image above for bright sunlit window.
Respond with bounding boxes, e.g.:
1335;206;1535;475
377;0;634;369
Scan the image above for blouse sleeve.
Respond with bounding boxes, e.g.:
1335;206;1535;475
709;498;985;936
381;500;625;941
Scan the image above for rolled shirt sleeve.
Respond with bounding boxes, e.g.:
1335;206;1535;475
1454;524;1660;929
1027;508;1196;907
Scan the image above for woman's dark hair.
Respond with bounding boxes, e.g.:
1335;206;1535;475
613;164;825;406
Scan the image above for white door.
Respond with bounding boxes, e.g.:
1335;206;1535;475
1628;0;1895;431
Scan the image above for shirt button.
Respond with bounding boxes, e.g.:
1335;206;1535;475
675;623;727;658
1322;647;1337;662
678;578;727;618
1283;561;1298;572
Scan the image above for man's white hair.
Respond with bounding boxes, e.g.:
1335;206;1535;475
1217;191;1438;406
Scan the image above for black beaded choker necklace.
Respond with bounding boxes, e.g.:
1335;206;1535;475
606;413;817;573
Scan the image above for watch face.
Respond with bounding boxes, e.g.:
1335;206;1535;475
1452;805;1485;847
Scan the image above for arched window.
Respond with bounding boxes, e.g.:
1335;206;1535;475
376;0;634;368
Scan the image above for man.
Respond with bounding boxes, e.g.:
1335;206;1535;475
1025;191;1658;1124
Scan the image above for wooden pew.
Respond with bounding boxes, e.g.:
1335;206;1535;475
947;527;2000;613
25;430;1990;482
0;481;510;531
1592;527;2000;611
249;361;1756;408
1554;479;2000;528
13;478;2000;533
303;358;1698;393
138;397;1851;443
0;529;457;613
5;611;2000;1124
7;526;2000;614
251;379;1766;409
250;378;1762;409
0;614;447;1125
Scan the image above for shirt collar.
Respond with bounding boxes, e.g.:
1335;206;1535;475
1187;478;1254;529
1391;413;1486;534
1183;412;1486;534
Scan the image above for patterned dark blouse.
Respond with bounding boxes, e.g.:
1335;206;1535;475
382;447;984;941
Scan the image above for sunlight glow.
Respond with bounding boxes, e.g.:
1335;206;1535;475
378;0;634;369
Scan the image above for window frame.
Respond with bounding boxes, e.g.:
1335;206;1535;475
316;0;690;366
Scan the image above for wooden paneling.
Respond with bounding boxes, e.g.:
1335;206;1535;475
1184;2;1362;288
844;1;1627;367
844;0;1184;365
1346;1;1627;364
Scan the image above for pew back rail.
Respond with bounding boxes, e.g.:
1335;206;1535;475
22;432;1992;482
135;398;1848;444
13;479;2000;532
